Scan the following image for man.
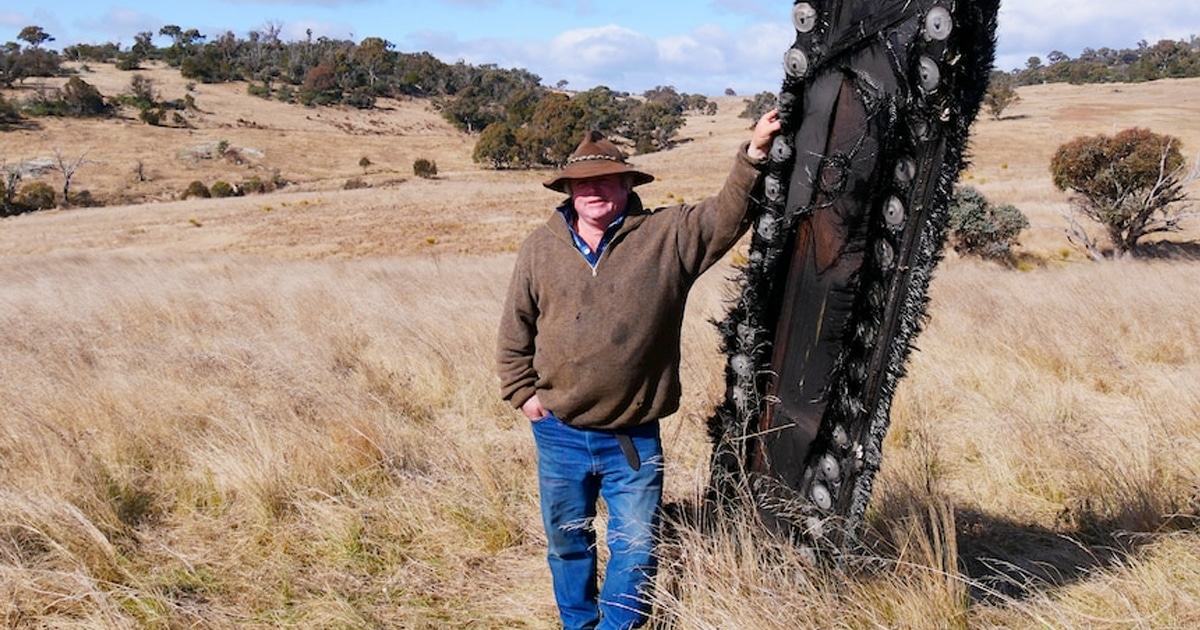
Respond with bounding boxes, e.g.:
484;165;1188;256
497;111;781;630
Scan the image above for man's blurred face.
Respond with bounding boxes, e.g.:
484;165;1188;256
570;174;630;226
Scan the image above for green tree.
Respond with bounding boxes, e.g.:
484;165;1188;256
528;93;589;166
983;72;1021;120
503;87;544;128
573;86;626;134
625;100;682;154
62;42;120;63
642;86;685;115
435;64;543;132
159;25;205;67
0;42;20;88
1051;128;1195;259
353;37;394;89
740;92;777;121
17;26;53;49
1129;39;1200;81
18;46;62;82
3;30;61;86
474;122;519;169
117;31;156;70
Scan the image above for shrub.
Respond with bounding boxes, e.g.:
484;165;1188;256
947;186;1029;261
181;181;210;199
241;176;268;195
345;87;376;109
139;107;163;126
22;89;67;117
115;53;142;71
343;177;370;190
129;74;156;108
68;190;100;208
299;63;340;106
268;169;289;190
240;172;287;194
247;83;271;99
413;158;438;179
16;181;57;211
61;77;110;117
276;85;296;104
0;94;22;127
210;181;236;198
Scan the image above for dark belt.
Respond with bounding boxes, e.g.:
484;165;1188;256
615;433;641;471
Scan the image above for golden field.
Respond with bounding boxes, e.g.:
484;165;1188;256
2;64;1199;628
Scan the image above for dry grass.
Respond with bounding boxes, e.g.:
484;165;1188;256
2;66;1200;627
0;254;554;627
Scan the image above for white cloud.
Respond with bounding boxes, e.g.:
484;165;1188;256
71;8;160;44
658;33;727;71
521;20;794;95
548;25;657;72
412;17;796;95
994;0;1200;70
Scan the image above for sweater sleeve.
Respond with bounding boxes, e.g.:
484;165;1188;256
674;142;767;277
496;242;540;409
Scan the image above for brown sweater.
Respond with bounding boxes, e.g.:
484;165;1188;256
496;145;765;430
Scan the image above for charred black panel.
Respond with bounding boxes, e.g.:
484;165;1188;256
709;0;1000;552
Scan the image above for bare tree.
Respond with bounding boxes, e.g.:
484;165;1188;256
1058;204;1106;262
52;148;92;208
2;159;21;214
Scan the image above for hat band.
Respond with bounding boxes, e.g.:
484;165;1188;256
567;154;621;165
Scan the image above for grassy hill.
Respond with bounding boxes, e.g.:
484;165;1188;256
1;64;1199;627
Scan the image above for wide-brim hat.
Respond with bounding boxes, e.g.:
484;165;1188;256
543;130;655;193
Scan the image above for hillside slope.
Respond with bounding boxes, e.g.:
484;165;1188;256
3;64;1199;258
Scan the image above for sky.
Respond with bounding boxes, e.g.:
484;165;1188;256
3;0;1198;96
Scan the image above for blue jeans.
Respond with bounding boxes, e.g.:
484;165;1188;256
530;413;664;630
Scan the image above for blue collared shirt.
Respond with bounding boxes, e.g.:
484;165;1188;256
558;205;626;268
